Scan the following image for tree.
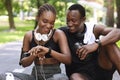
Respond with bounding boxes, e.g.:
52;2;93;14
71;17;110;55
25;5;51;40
116;0;120;28
104;0;114;27
4;0;15;30
0;0;6;15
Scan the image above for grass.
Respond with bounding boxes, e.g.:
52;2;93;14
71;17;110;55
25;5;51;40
0;17;34;44
0;16;65;44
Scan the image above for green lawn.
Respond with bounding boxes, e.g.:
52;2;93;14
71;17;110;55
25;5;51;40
0;17;65;44
0;17;34;44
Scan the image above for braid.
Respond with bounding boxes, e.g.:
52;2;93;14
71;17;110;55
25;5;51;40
34;3;56;29
37;3;56;17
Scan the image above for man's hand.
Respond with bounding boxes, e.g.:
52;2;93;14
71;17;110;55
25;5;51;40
76;43;99;60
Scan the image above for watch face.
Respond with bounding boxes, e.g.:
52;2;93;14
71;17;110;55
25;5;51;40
95;39;99;43
95;39;101;47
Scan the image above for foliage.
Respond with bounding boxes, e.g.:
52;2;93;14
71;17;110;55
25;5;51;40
84;5;93;21
0;17;34;44
0;0;6;15
0;17;66;44
12;0;20;14
0;0;78;29
116;41;120;48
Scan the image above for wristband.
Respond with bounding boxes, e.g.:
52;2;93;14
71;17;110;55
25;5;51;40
95;39;101;47
47;47;52;55
19;52;30;65
24;52;30;57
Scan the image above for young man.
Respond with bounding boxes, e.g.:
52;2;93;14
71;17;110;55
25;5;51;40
60;4;120;80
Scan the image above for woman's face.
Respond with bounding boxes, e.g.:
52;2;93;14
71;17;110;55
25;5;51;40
38;11;56;34
66;10;85;33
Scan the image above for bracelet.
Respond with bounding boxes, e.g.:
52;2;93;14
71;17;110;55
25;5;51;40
19;52;30;65
23;52;30;57
95;39;101;47
47;47;52;55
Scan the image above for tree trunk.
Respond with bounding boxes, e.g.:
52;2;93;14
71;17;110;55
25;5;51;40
116;0;120;28
4;0;15;30
105;0;114;27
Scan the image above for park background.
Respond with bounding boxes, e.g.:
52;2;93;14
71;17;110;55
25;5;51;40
0;0;120;45
0;0;120;80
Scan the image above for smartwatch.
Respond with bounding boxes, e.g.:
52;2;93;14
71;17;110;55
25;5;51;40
95;39;101;47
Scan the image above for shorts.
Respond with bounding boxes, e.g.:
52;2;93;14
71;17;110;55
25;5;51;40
66;58;115;80
32;64;61;80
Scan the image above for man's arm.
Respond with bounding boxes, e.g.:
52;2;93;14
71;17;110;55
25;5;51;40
94;24;120;46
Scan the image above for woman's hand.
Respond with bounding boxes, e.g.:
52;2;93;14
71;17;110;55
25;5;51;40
28;45;49;58
28;46;40;57
37;46;49;58
76;43;98;60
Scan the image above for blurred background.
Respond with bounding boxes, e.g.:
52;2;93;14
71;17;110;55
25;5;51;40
0;0;120;80
0;0;120;44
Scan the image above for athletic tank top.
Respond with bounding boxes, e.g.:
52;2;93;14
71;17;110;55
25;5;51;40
29;29;60;58
60;23;115;80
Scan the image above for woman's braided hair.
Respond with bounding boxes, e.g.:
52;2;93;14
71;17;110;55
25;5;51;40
37;3;56;16
34;3;56;28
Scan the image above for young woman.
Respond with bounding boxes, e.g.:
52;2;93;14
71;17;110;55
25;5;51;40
19;3;71;80
60;4;120;80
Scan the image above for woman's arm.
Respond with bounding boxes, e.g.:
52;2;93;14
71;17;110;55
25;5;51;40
35;29;71;64
20;31;37;67
51;29;71;64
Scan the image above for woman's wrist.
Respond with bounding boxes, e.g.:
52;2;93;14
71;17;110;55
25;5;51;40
47;47;52;55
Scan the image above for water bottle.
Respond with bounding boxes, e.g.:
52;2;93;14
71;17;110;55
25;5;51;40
74;42;92;62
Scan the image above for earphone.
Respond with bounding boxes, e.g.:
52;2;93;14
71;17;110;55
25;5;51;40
75;24;86;40
34;28;52;42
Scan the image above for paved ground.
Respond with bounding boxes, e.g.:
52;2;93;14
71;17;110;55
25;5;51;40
0;41;119;80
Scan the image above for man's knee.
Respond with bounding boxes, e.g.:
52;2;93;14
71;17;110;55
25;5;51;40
98;43;119;70
104;43;117;50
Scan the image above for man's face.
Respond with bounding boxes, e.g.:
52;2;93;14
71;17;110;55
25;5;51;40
66;10;84;33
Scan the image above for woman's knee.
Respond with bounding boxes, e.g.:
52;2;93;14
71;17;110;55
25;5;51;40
70;73;89;80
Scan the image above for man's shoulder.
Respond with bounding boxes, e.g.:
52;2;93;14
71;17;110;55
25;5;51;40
85;22;95;27
59;26;68;32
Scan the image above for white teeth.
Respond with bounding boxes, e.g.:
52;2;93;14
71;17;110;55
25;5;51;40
70;27;75;29
70;27;75;30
